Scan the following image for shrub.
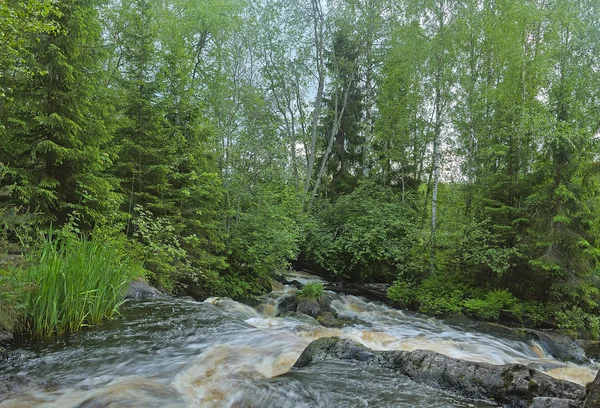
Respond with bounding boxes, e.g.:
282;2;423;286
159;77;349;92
415;275;466;316
387;280;417;307
463;289;517;320
19;234;144;338
302;182;419;282
297;282;324;300
555;306;600;340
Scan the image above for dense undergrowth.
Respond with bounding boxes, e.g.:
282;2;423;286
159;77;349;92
1;231;143;338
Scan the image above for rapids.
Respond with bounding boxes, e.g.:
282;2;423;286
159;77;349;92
0;272;597;407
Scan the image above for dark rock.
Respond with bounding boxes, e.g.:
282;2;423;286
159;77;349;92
285;279;303;289
125;279;164;300
584;370;600;408
280;312;321;326
297;299;320;317
277;294;298;314
0;330;13;343
584;341;600;361
316;312;344;328
528;330;586;364
294;337;586;407
462;322;586;364
528;397;581;408
277;292;336;319
323;282;389;302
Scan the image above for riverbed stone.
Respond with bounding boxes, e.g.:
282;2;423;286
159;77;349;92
297;299;320;317
528;397;581;408
584;341;600;361
584;370;600;408
280;312;321;326
0;330;12;343
316;312;344;328
125;279;164;300
294;337;586;407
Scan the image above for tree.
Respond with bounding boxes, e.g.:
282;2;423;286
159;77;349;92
1;0;120;228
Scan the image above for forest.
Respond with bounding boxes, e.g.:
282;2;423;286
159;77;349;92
1;0;600;339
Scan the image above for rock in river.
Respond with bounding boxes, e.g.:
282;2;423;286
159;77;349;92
294;337;587;407
125;278;165;300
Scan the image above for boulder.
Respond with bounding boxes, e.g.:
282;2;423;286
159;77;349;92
277;294;299;314
584;341;600;361
0;330;12;343
277;292;336;320
584;370;600;408
125;279;164;300
316;312;344;328
280;312;321;326
297;299;320;317
294;337;586;407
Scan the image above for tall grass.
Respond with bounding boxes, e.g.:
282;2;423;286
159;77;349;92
20;235;143;338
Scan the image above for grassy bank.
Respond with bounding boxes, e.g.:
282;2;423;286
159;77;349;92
1;235;143;339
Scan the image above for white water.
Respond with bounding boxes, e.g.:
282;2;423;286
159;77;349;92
0;273;597;407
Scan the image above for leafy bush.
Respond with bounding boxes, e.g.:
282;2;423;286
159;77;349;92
19;234;144;338
226;185;303;297
297;282;324;300
415;275;466;316
463;289;517;320
303;182;419;282
555;306;600;340
387;280;417;307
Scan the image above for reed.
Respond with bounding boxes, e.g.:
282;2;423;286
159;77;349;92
20;235;143;338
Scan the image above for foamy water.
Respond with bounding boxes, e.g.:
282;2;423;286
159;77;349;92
0;274;596;407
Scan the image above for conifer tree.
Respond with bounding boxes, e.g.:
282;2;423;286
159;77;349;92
1;0;119;228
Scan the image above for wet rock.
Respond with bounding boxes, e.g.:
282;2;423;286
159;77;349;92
0;330;12;343
464;322;587;364
280;312;321;326
323;282;389;302
277;294;298;314
316;312;344;328
584;370;600;408
125;279;164;300
584;341;600;361
529;330;587;364
297;299;320;317
294;337;586;407
277;292;336;320
285;279;303;289
528;397;581;408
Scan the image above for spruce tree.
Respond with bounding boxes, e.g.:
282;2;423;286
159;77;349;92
1;0;119;228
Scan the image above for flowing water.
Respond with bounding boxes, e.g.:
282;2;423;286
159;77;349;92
0;271;597;407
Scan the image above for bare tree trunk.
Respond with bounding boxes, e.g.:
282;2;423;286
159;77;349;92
430;1;446;274
309;80;352;209
303;0;326;199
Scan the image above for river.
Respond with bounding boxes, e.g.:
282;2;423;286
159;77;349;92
0;271;597;407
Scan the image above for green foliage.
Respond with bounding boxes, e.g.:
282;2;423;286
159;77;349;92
555;306;600;340
0;268;30;333
19;233;143;338
297;282;324;301
303;182;419;282
227;186;302;280
463;290;517;320
415;275;466;316
387;280;417;307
